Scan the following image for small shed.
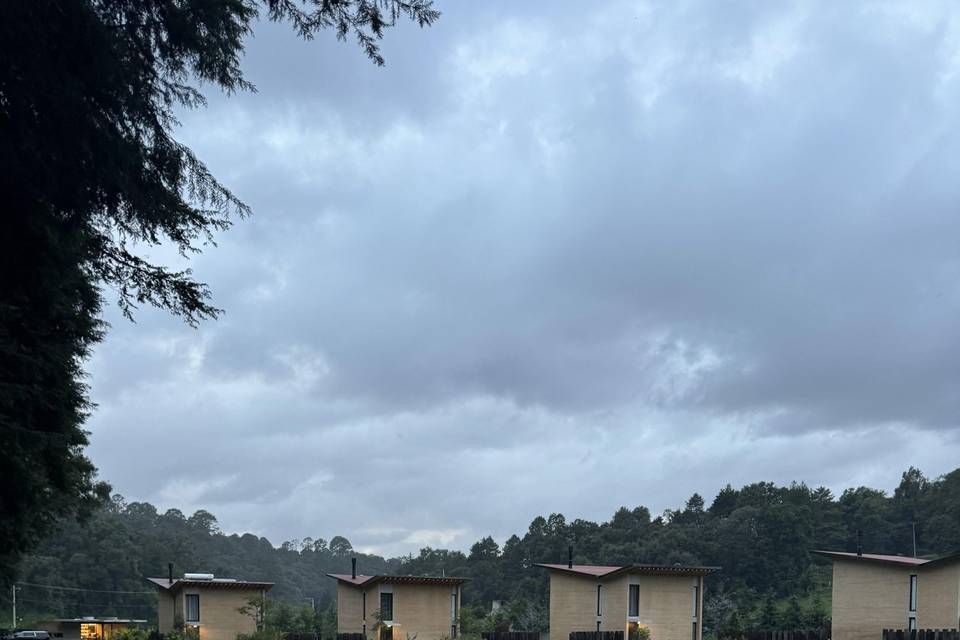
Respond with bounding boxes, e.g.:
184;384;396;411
39;617;148;640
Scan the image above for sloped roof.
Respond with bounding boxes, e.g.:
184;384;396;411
47;619;148;624
813;551;960;570
535;563;719;577
327;574;467;587
146;578;274;592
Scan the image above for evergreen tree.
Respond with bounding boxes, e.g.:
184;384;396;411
0;0;439;589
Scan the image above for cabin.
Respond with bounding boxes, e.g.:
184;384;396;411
37;617;147;640
536;560;718;640
328;560;466;640
814;550;960;640
146;572;273;640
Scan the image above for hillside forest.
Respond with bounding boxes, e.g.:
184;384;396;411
5;467;959;639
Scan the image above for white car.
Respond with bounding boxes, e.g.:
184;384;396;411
13;632;51;640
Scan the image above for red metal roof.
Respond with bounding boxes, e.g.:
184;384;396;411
327;574;467;587
535;563;719;577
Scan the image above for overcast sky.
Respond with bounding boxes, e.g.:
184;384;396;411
86;0;960;557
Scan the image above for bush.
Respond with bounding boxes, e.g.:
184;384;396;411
237;631;284;640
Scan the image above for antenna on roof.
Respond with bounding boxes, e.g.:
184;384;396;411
856;529;863;557
352;557;357;580
568;545;573;569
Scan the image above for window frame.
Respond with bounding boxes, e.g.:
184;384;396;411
909;574;918;613
628;584;640;617
185;593;201;623
380;592;394;622
596;584;603;616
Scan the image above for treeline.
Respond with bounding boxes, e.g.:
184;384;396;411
6;467;959;636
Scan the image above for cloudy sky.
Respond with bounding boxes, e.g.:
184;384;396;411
86;0;960;557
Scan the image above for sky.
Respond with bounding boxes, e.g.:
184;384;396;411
86;0;960;558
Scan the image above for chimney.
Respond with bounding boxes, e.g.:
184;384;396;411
568;545;573;569
168;562;174;585
352;557;357;579
856;530;863;557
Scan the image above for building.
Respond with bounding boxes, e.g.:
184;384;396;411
146;572;274;640
328;561;466;640
814;550;960;640
38;618;147;640
536;561;718;640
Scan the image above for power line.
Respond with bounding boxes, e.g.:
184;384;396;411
16;597;152;609
16;582;155;595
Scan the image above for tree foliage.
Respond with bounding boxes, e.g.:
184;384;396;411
7;467;959;636
0;0;438;589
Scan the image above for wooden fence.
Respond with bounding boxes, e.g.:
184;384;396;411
570;631;624;640
882;630;960;640
483;632;540;640
744;629;830;640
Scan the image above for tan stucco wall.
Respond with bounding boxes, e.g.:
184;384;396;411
390;583;457;640
917;563;960;629
158;590;178;634
602;575;629;634
548;572;600;640
633;575;698;640
338;583;366;635
831;561;913;640
193;587;262;640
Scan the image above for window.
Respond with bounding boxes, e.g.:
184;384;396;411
597;584;603;616
363;592;367;619
451;592;458;639
185;594;200;623
909;575;918;612
692;622;698;640
908;617;917;632
380;592;394;621
692;585;699;619
596;622;601;632
629;584;640;617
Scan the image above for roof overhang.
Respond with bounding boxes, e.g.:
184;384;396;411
146;578;274;592
535;563;719;578
811;551;930;568
327;574;468;588
46;620;148;625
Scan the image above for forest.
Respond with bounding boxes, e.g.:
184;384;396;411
5;466;959;638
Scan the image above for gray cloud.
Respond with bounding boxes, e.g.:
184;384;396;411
87;0;960;556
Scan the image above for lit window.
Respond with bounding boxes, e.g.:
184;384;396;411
629;584;639;617
185;594;200;623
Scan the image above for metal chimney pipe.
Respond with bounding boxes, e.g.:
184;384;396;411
856;530;863;556
568;545;573;569
352;557;357;579
168;562;174;584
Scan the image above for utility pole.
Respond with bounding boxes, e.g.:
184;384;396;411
912;522;918;557
12;583;17;629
